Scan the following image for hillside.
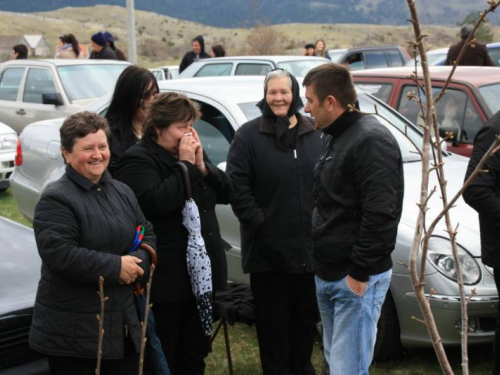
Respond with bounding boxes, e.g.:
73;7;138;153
0;0;498;28
1;5;500;66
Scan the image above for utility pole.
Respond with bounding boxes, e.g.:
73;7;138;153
126;0;137;64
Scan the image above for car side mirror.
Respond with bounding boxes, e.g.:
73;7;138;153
42;93;63;106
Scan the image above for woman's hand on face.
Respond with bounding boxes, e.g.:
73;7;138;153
178;133;198;164
119;255;144;285
191;129;208;176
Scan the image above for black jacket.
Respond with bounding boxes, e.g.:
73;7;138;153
445;39;494;66
463;111;500;268
115;136;233;304
108;126;137;177
226;113;323;274
312;110;404;282
90;45;118;60
30;165;155;359
179;35;210;73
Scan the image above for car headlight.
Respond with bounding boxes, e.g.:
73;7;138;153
427;236;481;285
0;133;18;151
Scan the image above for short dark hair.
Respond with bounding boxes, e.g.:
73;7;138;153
143;92;201;141
60;111;110;153
13;44;28;59
303;63;357;108
212;44;226;57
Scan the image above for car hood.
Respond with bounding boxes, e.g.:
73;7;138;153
0;121;16;135
401;153;481;256
0;217;40;316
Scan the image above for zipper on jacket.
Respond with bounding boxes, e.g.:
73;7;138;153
294;149;297;159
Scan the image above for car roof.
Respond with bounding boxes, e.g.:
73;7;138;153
191;55;330;63
351;66;500;87
158;76;269;103
0;59;131;68
329;45;403;53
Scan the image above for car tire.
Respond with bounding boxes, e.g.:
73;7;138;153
373;292;403;360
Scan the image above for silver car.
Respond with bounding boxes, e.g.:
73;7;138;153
9;76;498;356
178;56;331;79
0;121;17;192
0;59;130;134
150;65;180;81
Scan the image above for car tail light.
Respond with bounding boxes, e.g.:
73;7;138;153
15;138;23;166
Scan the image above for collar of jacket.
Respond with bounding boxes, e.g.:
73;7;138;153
322;109;363;139
66;164;112;190
142;135;178;166
259;113;315;139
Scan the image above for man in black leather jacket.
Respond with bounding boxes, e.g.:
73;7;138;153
303;64;404;374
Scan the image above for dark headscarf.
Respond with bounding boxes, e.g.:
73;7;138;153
256;69;303;120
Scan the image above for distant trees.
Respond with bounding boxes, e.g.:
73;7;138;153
241;22;286;55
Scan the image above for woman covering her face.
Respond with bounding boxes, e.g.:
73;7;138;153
114;93;233;374
226;70;323;374
30;111;156;375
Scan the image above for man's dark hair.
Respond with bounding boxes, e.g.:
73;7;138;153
60;111;110;153
212;44;226;57
303;63;357;108
13;44;28;59
143;92;201;141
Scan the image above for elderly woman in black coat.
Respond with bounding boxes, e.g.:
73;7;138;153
115;92;233;374
30;111;156;375
226;69;322;375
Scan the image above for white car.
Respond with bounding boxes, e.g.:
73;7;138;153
150;65;179;81
178;56;331;78
0;59;130;134
0;121;17;192
9;76;498;358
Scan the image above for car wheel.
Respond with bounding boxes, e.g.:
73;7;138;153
373;292;403;360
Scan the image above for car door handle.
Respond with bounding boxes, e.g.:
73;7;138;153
16;109;26;115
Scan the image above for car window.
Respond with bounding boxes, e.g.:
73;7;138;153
346;53;364;70
57;64;127;102
195;64;232;77
277;60;329;77
488;47;500;66
235;63;272;76
479;83;500;114
23;68;57;104
193;101;234;165
365;51;388;69
169;68;179;79
152;70;163;81
0;67;24;101
354;83;393;103
386;50;403;67
398;86;482;144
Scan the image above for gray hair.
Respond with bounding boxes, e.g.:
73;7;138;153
264;69;292;91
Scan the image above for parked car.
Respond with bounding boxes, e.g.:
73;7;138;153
178;56;331;78
10;76;498;358
352;66;500;157
150;65;179;81
406;43;500;67
0;216;49;374
0;59;130;134
0;121;17;192
327;45;411;70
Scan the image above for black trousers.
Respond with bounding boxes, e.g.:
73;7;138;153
494;269;500;375
153;298;210;375
47;336;139;375
250;271;319;375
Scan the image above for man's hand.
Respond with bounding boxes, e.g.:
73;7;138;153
119;255;144;285
347;275;367;296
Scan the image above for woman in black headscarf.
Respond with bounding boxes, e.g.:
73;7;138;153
226;69;323;375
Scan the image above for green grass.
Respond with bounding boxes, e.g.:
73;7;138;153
1;188;495;373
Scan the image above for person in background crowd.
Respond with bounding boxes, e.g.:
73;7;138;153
303;63;404;374
179;35;210;73
106;65;159;176
104;31;127;61
303;43;316;56
314;39;329;59
463;110;500;375
55;34;80;59
210;44;226;57
227;69;322;375
29;111;156;375
445;24;494;66
12;44;28;59
89;31;117;60
115;92;233;374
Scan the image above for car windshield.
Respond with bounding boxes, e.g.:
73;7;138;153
479;83;500;115
238;94;421;163
277;60;328;77
57;64;128;102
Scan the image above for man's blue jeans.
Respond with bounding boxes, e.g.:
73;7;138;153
315;270;392;375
